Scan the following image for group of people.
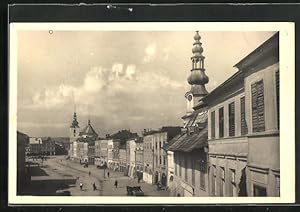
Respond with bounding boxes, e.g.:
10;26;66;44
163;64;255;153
77;170;119;191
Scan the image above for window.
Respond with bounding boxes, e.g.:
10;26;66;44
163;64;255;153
159;156;162;165
220;167;225;196
276;70;279;130
175;155;178;175
212;165;217;196
179;155;182;177
229;169;237;196
184;157;188;181
228;102;235;136
251;80;265;132
253;184;267;196
211;111;215;139
200;170;205;190
192;159;195;186
163;156;166;166
241;96;248;135
219;107;224;138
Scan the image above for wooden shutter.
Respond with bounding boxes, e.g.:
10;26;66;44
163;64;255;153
229;102;235;136
252;80;265;132
211;111;215;139
240;96;248;135
219;107;224;138
276;70;279;129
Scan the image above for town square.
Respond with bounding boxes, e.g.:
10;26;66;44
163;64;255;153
15;29;280;198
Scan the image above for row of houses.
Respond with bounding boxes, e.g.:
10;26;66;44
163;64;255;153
68;116;182;185
68;31;280;197
165;31;280;197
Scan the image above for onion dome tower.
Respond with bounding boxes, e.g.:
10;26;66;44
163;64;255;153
185;31;209;115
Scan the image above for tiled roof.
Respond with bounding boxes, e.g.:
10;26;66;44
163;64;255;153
167;127;207;152
162;133;182;151
80;120;98;137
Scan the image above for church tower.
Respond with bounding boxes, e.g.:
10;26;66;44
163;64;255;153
185;31;209;114
70;111;80;143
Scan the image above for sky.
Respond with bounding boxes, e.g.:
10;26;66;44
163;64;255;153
16;30;276;137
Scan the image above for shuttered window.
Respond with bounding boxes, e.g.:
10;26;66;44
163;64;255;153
211;111;215;139
228;102;235;136
251;80;265;132
175;154;178;176
276;70;279;130
219;107;224;138
179;154;182;177
240;96;248;135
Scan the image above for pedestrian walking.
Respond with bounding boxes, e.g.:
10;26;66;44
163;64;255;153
114;180;118;188
79;182;83;191
93;182;97;191
107;172;110;178
89;171;91;177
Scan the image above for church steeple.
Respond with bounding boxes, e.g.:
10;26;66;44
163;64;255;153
184;31;209;116
187;31;209;97
70;111;79;128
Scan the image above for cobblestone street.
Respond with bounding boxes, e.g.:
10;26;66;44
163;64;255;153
26;155;169;196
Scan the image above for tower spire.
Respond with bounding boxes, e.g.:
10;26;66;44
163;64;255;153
187;31;209;97
71;105;79;128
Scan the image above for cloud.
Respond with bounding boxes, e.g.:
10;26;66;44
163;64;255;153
162;47;170;61
125;64;136;80
83;66;106;93
143;43;156;63
20;62;184;124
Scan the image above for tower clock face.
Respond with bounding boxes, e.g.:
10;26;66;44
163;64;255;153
188;94;193;101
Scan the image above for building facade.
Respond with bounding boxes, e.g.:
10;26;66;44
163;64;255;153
119;148;127;174
112;139;121;171
143;131;156;184
135;141;144;181
126;138;137;178
28;137;55;156
205;32;279;196
152;127;181;186
107;139;114;168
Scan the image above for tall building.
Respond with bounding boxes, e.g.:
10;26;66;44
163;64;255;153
166;31;209;197
70;112;80;142
135;140;144;181
152;127;181;186
142;130;156;184
69;111;80;160
126;138;137;178
204;32;279;197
